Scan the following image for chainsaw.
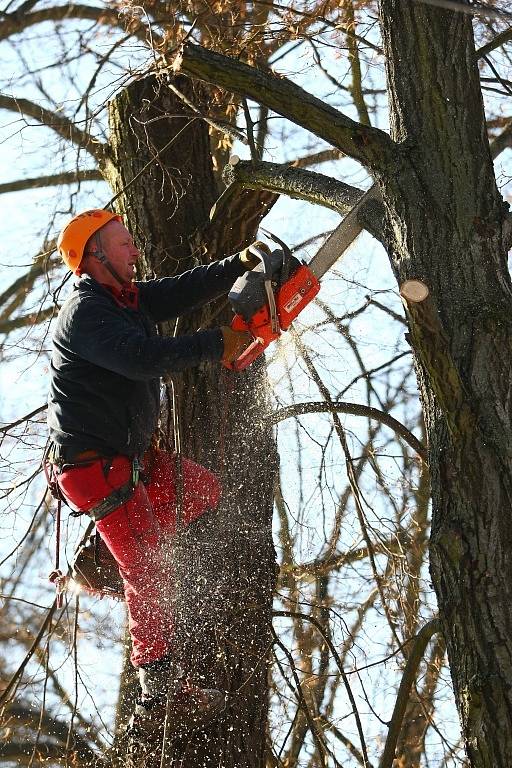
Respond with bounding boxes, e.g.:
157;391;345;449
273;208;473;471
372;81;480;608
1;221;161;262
224;185;380;371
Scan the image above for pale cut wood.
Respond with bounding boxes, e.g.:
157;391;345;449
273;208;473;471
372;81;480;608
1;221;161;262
400;280;430;303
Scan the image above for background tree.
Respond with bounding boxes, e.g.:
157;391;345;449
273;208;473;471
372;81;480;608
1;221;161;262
0;0;511;766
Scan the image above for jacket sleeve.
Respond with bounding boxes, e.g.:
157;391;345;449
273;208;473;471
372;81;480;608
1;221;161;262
62;297;224;381
137;253;247;323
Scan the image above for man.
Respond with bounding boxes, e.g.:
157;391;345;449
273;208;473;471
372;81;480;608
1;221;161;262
47;208;261;736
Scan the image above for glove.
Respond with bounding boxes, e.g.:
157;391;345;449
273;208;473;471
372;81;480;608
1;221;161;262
220;326;252;364
239;240;272;270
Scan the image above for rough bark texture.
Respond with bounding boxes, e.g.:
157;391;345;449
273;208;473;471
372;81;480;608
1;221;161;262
106;74;278;768
378;1;512;765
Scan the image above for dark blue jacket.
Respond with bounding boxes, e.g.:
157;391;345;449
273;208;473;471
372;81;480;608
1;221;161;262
48;255;246;458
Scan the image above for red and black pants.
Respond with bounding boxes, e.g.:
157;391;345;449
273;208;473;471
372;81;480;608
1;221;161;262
54;450;220;667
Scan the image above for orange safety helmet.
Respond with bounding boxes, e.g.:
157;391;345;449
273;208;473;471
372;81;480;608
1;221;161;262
57;209;122;272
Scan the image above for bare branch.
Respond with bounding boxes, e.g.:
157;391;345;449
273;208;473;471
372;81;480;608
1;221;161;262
0;404;47;435
292;328;404;650
224;157;363;214
272;401;426;459
476;26;512;58
0;169;102;194
378;619;441;768
172;43;396;170
0;3;159;45
317;715;375;768
0;259;47;316
285;537;407;578
344;0;371;126
4;705;100;764
274;610;371;767
0;94;108;162
490;118;512;159
0;604;57;709
0;306;54;334
294;148;345;169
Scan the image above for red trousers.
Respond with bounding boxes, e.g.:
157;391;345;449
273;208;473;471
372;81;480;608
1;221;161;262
56;450;220;667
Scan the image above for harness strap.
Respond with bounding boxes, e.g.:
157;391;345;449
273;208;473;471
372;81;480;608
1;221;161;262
44;447;139;603
86;479;135;522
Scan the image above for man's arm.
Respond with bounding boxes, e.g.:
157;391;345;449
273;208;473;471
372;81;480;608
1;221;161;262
137;253;246;322
64;298;224;381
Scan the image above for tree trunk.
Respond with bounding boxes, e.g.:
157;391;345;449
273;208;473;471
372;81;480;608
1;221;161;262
378;1;512;765
106;74;278;767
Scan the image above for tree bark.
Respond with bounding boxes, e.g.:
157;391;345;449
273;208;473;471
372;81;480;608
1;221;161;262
378;1;512;765
106;74;278;767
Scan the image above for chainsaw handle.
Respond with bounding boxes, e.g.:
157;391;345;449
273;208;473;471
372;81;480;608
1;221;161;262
221;314;268;372
222;335;267;371
232;337;267;371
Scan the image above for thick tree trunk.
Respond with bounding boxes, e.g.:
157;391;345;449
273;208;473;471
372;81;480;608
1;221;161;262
378;1;512;765
105;74;278;767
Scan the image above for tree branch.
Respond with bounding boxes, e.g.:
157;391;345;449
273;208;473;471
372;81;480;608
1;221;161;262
172;43;396;170
274;610;370;767
224;157;364;214
0;404;47;435
283;536;407;578
0;3;159;45
0;169;103;194
0;604;57;709
0;94;108;162
294;148;345;169
0;740;103;766
200;182;279;257
378;619;441;768
490;118;512;159
0;306;54;334
475;26;512;59
3;705;100;764
0;258;48;316
317;714;375;768
272;400;426;459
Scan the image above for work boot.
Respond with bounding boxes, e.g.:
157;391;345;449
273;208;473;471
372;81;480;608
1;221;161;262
128;656;225;738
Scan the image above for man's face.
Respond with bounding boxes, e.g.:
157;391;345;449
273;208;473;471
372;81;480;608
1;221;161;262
98;220;140;284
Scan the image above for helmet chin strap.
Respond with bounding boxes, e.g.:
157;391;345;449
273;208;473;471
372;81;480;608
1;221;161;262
89;230;127;288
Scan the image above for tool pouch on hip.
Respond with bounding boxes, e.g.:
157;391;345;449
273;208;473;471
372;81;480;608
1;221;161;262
71;533;124;600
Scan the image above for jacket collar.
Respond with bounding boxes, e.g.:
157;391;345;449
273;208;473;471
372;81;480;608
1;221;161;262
76;275;139;310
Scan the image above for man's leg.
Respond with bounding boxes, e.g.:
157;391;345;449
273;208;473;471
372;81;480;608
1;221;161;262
128;449;224;733
57;453;224;733
57;456;172;665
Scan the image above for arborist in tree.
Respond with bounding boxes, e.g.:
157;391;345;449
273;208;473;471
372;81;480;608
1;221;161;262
45;209;262;736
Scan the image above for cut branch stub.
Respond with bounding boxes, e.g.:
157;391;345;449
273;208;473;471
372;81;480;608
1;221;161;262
400;279;429;303
400;281;476;440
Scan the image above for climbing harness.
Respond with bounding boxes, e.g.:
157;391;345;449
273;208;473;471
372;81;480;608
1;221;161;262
43;444;140;604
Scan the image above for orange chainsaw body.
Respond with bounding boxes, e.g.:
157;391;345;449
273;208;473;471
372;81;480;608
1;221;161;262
226;264;320;371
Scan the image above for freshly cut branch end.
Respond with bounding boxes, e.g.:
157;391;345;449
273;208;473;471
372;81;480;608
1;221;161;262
229;155;241;166
400;280;429;303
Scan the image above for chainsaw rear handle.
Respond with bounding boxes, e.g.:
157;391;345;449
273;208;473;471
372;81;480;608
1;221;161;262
227;336;267;372
221;315;270;371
